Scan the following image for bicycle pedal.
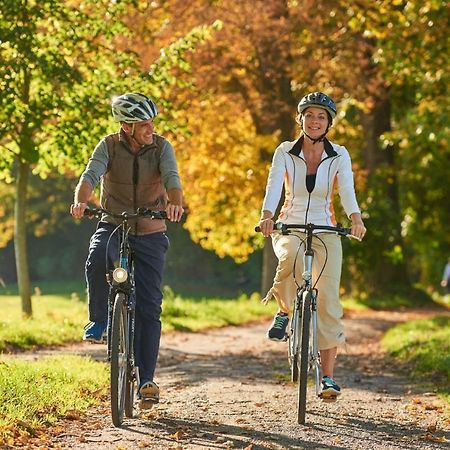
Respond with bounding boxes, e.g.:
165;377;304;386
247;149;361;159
139;398;158;410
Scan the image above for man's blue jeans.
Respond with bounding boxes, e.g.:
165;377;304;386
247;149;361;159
85;221;169;385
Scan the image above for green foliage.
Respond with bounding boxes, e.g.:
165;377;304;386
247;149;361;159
0;0;136;176
349;0;450;287
0;355;108;436
382;316;450;396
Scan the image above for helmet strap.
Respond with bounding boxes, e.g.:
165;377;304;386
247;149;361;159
301;122;330;144
304;131;327;144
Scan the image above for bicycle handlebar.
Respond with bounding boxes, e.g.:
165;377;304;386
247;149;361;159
83;207;168;220
255;222;351;237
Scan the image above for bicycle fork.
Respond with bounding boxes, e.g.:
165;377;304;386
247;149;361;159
302;244;321;396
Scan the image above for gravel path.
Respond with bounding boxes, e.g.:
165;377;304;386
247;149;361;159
17;309;450;449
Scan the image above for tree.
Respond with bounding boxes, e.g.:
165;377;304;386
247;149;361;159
0;0;141;316
125;0;301;294
0;0;222;317
125;0;448;296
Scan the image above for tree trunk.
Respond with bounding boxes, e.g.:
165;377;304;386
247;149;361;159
14;159;32;317
360;94;409;291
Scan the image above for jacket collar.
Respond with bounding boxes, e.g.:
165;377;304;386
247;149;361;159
288;136;337;158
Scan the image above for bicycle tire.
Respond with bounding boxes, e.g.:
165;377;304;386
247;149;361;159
110;293;128;427
289;308;300;382
124;312;135;418
298;290;312;425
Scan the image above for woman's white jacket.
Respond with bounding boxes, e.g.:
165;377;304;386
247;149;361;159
262;136;360;226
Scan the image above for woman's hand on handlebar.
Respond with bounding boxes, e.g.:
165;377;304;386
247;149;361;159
350;213;366;240
70;202;88;219
259;217;275;238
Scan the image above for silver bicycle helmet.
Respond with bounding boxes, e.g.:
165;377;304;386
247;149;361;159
111;93;158;123
297;92;337;119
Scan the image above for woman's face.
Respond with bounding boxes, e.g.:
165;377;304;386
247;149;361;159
302;107;329;139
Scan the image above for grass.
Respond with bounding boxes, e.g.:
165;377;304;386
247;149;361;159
0;294;87;351
162;287;276;332
0;355;108;441
382;316;450;403
0;285;276;351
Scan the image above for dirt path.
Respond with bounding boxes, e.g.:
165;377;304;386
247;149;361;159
20;310;450;449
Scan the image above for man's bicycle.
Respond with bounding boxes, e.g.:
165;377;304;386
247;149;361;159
257;222;353;425
84;206;167;427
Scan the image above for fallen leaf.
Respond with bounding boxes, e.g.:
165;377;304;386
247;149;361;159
65;410;81;420
422;432;448;443
169;431;185;440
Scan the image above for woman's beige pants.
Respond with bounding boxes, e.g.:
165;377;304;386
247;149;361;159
263;232;345;350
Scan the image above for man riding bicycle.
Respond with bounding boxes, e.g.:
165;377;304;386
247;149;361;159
258;92;366;398
70;93;184;407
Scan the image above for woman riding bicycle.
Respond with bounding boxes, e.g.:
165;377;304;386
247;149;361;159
258;92;366;398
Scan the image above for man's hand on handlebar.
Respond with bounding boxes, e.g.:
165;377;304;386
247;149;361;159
70;202;88;219
166;204;184;222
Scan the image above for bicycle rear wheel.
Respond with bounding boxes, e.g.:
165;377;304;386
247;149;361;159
297;290;312;425
110;293;128;427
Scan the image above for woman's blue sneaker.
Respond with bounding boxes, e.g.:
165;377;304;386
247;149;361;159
83;320;107;343
320;376;341;398
267;313;289;341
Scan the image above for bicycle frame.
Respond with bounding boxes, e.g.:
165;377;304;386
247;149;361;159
106;220;136;371
279;222;350;425
84;206;168;427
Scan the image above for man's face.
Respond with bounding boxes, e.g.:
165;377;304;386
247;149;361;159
123;119;154;146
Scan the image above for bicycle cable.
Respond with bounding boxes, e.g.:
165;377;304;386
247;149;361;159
312;233;329;290
105;223;123;276
292;235;307;290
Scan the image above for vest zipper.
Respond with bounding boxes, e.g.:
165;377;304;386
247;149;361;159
133;155;138;234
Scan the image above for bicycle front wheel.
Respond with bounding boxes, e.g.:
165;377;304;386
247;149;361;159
297;290;312;425
289;307;300;382
124;311;135;418
110;293;129;427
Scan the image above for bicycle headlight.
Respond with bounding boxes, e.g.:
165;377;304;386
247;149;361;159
113;267;128;283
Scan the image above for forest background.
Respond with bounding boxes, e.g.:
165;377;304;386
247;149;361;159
0;0;448;316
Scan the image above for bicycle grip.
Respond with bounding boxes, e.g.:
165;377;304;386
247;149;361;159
255;226;261;232
83;207;96;217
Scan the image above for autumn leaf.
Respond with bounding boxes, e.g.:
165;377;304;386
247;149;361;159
169;430;185;440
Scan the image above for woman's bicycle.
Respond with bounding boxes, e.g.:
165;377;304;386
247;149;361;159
257;222;353;425
84;206;167;427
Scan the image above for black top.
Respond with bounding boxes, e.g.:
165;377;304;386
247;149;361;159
306;173;317;193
